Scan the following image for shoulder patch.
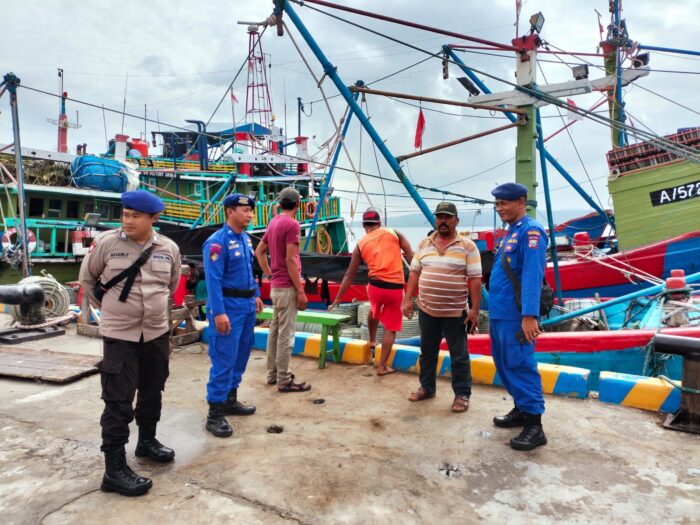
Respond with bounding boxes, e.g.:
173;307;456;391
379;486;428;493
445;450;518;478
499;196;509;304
209;243;222;261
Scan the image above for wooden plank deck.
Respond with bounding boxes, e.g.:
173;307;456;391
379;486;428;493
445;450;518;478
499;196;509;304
0;347;101;383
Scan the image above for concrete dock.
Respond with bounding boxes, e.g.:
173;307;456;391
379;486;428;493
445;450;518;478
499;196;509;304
1;326;699;524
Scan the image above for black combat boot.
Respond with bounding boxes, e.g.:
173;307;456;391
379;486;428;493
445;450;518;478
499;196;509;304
509;414;547;451
101;448;153;497
223;388;256;416
135;424;175;463
206;402;233;437
493;405;528;428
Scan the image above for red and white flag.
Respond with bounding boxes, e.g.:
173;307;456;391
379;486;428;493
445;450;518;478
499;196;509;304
567;98;583;122
230;89;238;103
414;108;426;149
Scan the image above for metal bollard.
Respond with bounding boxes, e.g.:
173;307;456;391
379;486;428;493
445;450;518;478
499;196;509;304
653;334;700;434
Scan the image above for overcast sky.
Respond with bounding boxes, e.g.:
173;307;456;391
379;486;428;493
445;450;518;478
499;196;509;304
2;0;699;227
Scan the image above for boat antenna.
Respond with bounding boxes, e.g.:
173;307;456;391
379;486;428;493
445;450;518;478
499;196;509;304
120;71;128;134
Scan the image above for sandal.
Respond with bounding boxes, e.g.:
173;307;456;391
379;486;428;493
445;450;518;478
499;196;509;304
278;379;311;393
408;387;435;402
452;395;470;413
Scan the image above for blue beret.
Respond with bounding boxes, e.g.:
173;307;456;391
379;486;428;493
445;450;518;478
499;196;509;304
491;182;528;201
223;193;255;208
121;190;165;213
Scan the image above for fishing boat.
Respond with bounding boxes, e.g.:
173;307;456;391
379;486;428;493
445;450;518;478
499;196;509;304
0;24;351;287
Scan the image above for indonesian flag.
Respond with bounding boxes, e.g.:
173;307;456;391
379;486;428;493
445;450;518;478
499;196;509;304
414;108;426;149
567;98;583;122
230;89;238;103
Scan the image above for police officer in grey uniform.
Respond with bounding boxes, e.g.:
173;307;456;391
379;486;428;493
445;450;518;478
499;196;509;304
79;190;181;496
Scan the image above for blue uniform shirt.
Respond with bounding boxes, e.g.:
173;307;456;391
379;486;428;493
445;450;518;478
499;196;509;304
488;215;548;320
203;223;259;318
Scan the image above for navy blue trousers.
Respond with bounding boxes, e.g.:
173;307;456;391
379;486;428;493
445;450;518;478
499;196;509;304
206;310;256;403
489;319;545;415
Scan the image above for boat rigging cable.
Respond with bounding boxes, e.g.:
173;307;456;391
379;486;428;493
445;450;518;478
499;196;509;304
542;41;700;119
290;0;700;165
536;62;605;210
282;20;376;209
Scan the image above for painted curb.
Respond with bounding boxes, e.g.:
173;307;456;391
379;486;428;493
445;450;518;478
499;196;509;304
374;345;590;399
598;371;681;413
375;343;590;399
253;327;371;364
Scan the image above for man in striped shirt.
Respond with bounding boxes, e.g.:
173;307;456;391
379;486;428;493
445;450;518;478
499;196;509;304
402;202;482;413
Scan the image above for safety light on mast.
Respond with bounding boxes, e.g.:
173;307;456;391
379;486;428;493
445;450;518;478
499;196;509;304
529;12;545;34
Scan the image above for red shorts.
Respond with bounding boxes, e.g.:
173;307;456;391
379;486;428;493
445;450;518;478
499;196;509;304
367;284;403;332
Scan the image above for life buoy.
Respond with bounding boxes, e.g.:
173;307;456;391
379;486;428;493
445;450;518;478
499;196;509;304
1;227;37;253
305;200;317;219
71;229;96;256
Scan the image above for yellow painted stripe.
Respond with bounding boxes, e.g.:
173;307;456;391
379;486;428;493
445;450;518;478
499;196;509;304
343;341;371;364
436;353;446;376
539;367;560;394
470;356;497;384
622;377;674;411
303;336;321;358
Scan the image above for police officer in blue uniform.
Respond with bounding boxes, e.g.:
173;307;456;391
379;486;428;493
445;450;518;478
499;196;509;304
488;182;548;451
203;193;263;437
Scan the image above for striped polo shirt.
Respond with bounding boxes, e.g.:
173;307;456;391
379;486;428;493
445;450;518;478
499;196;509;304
410;233;482;317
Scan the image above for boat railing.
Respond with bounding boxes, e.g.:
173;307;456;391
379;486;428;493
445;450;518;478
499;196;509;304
160;196;341;230
2;217;120;258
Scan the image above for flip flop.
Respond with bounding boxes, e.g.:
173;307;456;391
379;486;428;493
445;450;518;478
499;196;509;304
377;368;396;376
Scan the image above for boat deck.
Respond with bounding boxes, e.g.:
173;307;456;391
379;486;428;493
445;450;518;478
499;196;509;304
0;317;698;524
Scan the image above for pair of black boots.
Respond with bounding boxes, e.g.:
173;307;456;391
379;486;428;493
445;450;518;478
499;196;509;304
101;425;175;497
206;388;256;438
493;406;547;451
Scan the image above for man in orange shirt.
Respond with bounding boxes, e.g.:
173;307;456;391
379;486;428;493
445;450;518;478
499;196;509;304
331;208;413;375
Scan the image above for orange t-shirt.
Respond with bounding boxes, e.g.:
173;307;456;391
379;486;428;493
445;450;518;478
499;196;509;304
358;228;404;285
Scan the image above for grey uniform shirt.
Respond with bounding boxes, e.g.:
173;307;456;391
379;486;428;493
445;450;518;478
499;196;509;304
79;228;181;342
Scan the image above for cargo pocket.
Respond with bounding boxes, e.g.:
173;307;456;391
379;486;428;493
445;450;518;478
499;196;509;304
504;332;535;369
99;348;128;402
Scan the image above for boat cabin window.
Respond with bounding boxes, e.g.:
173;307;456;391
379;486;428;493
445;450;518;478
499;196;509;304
113;204;122;217
28;197;44;218
66;200;80;219
49;199;62;216
147;178;157;192
97;202;111;220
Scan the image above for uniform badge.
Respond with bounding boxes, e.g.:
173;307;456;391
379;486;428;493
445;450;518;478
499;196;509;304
528;237;539;248
234;251;241;257
210;243;222;261
511;232;517;238
88;241;97;253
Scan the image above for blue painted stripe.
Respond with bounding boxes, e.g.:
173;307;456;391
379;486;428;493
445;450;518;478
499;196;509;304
659;385;682;413
551;370;589;398
598;373;636;404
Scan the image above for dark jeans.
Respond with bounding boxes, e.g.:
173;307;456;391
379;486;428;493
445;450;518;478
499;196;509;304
99;331;170;452
418;310;472;397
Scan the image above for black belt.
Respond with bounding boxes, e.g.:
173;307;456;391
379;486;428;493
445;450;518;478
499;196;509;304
222;288;255;298
368;279;404;290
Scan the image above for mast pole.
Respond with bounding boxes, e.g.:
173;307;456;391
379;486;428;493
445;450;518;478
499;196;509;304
282;0;436;227
535;109;564;305
3;73;31;277
511;33;539;218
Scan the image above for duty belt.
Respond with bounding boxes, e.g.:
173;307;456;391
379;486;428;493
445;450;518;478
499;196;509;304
222;288;255;298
